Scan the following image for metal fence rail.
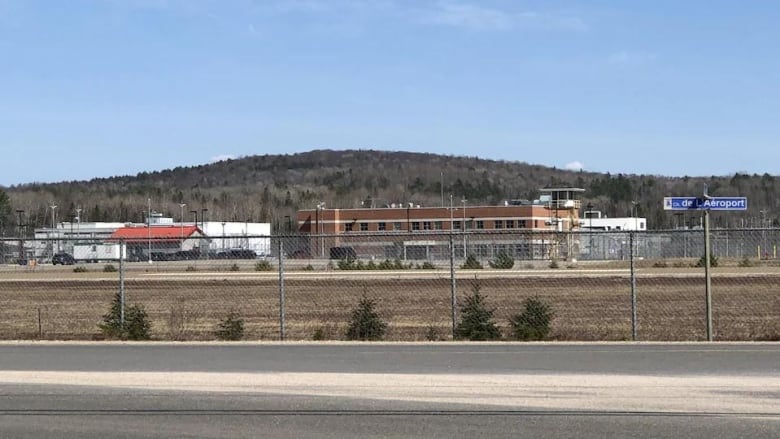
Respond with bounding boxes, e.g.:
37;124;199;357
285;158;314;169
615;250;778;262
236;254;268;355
0;230;777;341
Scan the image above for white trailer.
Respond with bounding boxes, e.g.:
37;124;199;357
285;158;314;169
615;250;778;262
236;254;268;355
73;243;125;262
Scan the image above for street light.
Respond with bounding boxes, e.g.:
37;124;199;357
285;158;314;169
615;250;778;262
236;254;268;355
201;208;208;230
760;209;768;258
16;210;24;262
317;202;325;258
221;222;226;250
190;210;198;227
147;198;152;264
179;203;186;242
461;198;467;258
75;207;81;254
586;202;593;258
50;203;58;253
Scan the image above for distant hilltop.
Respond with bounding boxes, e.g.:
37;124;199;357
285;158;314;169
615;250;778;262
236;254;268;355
2;149;777;231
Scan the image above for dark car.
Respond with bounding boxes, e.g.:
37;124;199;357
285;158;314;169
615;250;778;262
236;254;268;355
215;249;257;259
52;253;76;265
329;246;357;260
173;250;200;261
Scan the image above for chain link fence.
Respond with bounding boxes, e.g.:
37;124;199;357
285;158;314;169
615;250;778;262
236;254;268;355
0;229;777;341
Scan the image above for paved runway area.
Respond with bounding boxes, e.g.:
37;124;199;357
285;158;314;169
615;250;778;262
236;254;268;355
0;342;777;438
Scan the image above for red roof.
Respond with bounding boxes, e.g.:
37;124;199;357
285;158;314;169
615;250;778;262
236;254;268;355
110;226;203;242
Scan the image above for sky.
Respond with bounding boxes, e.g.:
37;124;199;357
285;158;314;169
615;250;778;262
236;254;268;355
1;0;779;185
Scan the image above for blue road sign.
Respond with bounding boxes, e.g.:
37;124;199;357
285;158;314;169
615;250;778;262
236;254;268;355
663;197;747;211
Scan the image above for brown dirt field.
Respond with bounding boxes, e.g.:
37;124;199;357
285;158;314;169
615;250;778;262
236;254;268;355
1;273;777;341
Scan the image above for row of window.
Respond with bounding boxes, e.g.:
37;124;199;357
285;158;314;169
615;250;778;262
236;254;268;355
343;219;532;232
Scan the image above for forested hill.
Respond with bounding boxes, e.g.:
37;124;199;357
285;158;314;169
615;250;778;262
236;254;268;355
2;149;778;231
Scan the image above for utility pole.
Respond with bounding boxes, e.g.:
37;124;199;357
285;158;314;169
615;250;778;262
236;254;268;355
16;210;24;263
179;203;186;251
461;198;466;258
50;203;58;253
147;198;152;264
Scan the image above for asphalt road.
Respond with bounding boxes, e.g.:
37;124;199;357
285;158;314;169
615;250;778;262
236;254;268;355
0;342;778;438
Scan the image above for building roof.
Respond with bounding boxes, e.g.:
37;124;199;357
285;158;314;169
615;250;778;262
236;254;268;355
109;226;203;242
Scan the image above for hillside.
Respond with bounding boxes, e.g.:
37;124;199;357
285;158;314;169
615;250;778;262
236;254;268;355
1;150;777;231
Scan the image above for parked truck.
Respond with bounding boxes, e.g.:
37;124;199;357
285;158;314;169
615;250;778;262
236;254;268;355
73;243;125;263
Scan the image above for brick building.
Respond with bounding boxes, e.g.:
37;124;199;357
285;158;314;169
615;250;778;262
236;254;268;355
295;188;584;261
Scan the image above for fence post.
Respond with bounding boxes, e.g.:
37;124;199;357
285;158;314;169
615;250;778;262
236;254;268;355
704;211;713;341
450;234;457;339
278;238;286;341
120;239;125;326
630;232;637;341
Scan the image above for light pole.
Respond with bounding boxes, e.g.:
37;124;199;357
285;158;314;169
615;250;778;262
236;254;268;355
586;202;593;258
75;207;81;254
50;203;58;253
317;202;325;258
16;209;24;262
147;198;152;264
760;209;768;258
190;210;198;227
179;203;186;243
221;222;226;250
201;208;208;230
461;198;467;258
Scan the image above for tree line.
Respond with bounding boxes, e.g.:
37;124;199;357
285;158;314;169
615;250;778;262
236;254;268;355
1;150;778;234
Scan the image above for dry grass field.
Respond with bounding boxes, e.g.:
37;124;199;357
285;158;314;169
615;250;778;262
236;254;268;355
0;268;777;341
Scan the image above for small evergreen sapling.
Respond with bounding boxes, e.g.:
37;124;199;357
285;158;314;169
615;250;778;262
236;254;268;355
345;293;387;341
455;278;501;341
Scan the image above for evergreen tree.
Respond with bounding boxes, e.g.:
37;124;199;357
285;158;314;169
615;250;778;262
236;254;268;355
99;293;151;340
455;279;501;341
346;293;387;341
510;297;553;341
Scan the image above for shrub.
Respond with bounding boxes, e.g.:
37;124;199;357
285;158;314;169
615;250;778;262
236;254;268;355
103;264;117;273
338;258;356;270
124;305;152;340
461;254;483;269
312;324;339;340
73;266;88;273
695;253;719;268
652;260;668;268
215;311;245;341
455;278;501;341
345;293;387;341
488;252;514;269
548;260;559;269
302;264;315;271
425;324;444;341
254;260;273;271
167;297;201;341
738;257;754;268
185;265;197;272
229;263;240;272
510;297;553;341
99;292;151;340
377;259;395;270
419;261;436;270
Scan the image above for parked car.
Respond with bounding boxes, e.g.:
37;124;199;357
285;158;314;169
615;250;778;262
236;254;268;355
215;249;257;259
329;246;357;260
52;252;76;265
173;250;200;261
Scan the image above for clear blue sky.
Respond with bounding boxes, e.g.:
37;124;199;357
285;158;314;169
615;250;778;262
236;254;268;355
2;0;779;185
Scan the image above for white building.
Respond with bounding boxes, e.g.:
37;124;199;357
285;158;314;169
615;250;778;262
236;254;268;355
579;210;647;260
30;214;271;260
201;221;271;256
580;210;646;231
